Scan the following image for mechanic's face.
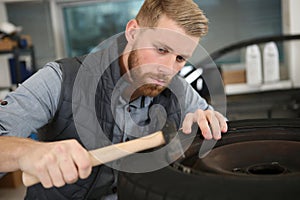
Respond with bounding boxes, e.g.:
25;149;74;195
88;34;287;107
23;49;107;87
124;15;199;98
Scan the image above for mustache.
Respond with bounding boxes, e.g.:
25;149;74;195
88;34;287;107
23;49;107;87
149;73;172;82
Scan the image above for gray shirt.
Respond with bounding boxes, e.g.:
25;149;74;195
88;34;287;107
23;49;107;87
0;62;62;137
0;61;211;199
0;62;211;139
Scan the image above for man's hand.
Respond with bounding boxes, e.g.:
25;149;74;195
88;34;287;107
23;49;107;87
181;109;227;140
17;139;92;188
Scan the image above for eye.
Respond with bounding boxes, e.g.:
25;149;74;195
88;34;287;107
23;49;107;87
157;47;169;54
176;55;186;63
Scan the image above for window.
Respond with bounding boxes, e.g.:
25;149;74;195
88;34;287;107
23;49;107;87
195;0;282;63
62;0;282;63
62;0;143;57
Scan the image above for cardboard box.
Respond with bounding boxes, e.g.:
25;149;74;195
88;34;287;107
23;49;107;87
221;63;246;85
0;34;32;51
222;69;246;85
0;38;17;51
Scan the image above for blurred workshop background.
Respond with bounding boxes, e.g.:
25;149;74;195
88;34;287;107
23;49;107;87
0;0;299;198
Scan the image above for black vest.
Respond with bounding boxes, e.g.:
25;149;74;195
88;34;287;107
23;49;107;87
25;41;184;200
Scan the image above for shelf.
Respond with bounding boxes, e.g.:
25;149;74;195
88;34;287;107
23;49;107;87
225;80;293;95
0;46;36;85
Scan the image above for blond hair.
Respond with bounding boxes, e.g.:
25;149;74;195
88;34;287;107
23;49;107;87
136;0;208;38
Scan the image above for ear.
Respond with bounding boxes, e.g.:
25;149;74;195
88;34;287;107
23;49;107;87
125;19;140;44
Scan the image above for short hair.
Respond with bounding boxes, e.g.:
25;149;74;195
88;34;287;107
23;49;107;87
136;0;208;38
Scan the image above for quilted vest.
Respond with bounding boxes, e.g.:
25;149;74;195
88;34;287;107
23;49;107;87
25;36;183;199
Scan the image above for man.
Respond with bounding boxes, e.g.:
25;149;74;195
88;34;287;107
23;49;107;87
0;0;227;199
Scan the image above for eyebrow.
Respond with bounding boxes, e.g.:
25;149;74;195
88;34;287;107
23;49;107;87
156;42;191;59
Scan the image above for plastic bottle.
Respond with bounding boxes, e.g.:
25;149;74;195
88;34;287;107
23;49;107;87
246;44;262;85
263;42;280;83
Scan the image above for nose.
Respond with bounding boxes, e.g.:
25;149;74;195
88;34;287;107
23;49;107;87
160;54;182;74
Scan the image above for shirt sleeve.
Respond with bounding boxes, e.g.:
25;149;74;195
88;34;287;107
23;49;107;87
182;78;213;115
0;62;62;138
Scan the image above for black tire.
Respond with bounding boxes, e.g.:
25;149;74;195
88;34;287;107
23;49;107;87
118;119;300;200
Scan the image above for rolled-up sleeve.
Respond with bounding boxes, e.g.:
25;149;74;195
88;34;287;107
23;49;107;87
0;62;62;138
183;79;213;115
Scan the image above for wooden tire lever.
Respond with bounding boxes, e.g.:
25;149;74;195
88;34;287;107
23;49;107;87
22;122;183;187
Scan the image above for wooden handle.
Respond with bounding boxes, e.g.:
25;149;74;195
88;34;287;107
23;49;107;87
22;131;165;187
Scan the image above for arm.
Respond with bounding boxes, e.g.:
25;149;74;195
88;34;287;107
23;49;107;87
0;63;92;188
0;136;36;172
0;62;62;137
0;136;92;188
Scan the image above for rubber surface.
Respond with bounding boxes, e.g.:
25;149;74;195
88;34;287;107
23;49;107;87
118;119;300;200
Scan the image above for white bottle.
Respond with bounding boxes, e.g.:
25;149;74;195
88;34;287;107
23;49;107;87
246;45;262;85
263;42;280;83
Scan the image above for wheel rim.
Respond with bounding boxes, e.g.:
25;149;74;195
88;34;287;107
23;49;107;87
174;119;300;178
192;140;300;175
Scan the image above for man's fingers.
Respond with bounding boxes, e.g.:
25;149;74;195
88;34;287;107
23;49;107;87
182;109;214;139
35;165;53;188
18;139;93;189
60;161;78;184
182;109;227;140
195;110;213;140
215;111;228;132
47;165;65;187
44;147;65;187
206;111;221;140
57;150;79;184
69;140;92;180
181;113;194;134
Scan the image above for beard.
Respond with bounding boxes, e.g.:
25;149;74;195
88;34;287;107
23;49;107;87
127;50;171;97
135;84;166;97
